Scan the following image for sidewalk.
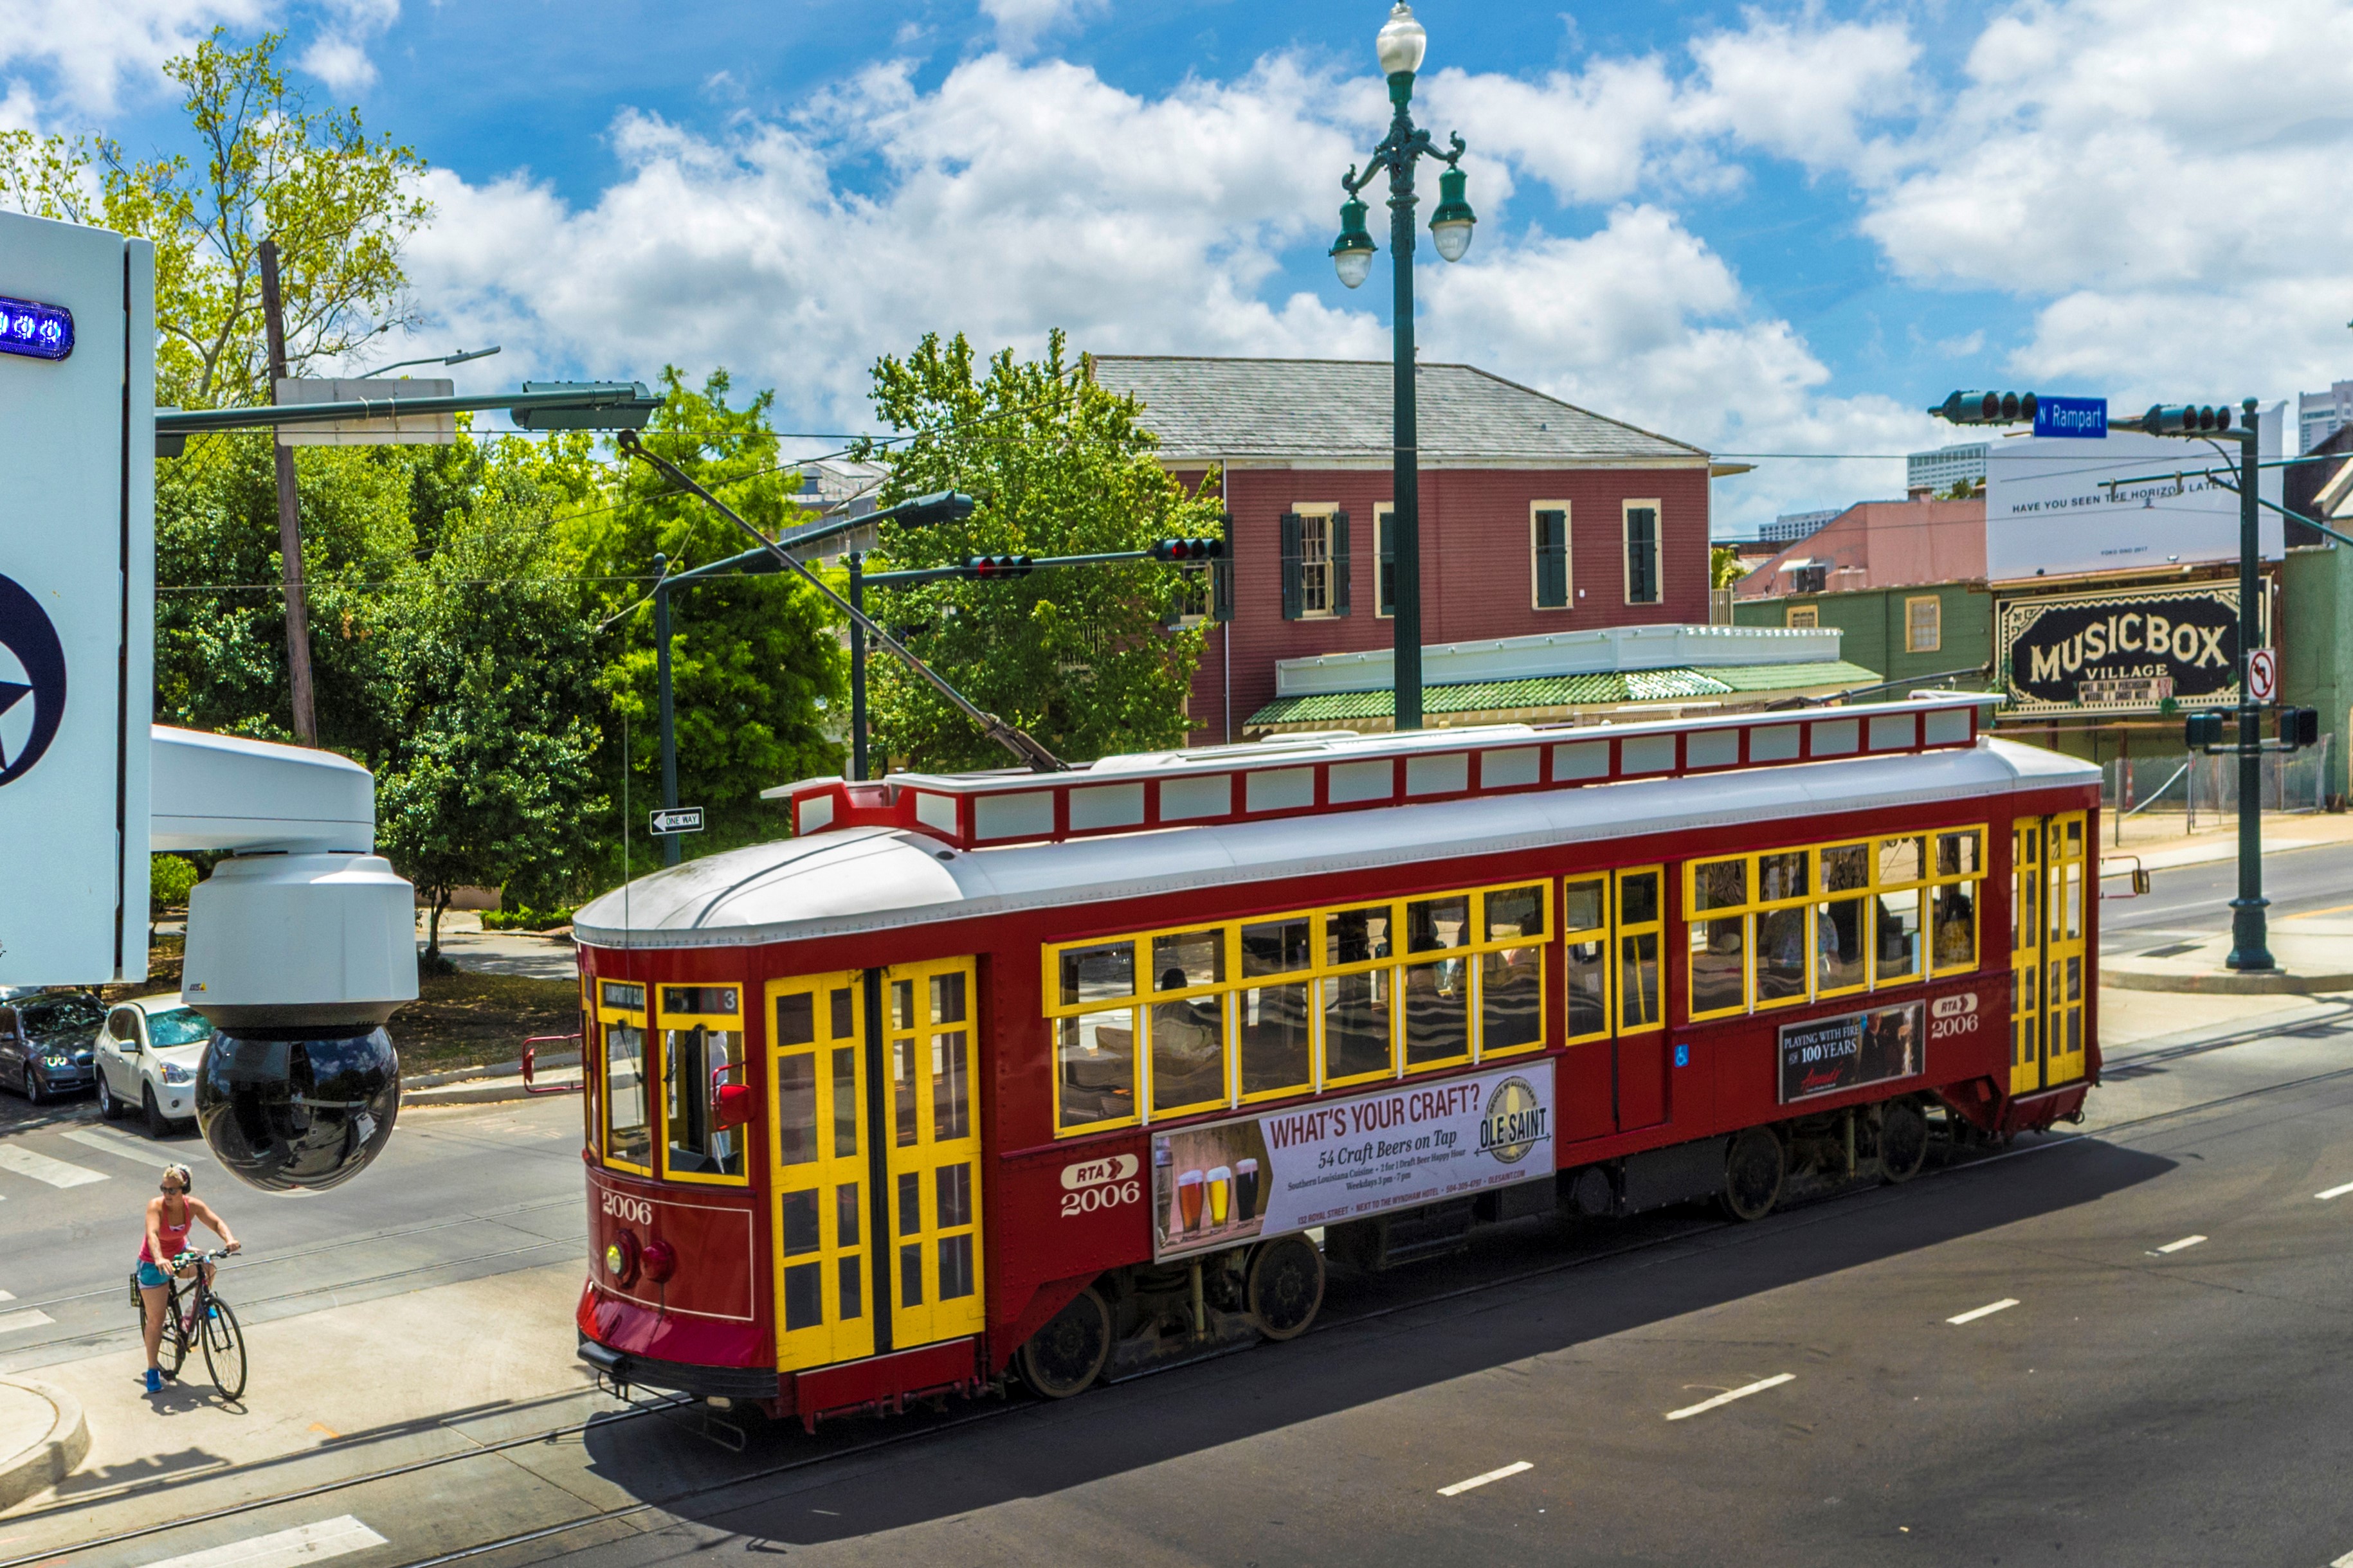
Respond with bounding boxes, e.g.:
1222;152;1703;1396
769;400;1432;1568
2098;807;2353;992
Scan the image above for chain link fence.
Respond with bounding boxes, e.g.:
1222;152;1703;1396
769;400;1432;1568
2102;734;2333;829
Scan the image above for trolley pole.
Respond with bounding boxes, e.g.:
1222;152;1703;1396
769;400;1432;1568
849;552;869;783
653;554;681;869
2228;398;2272;970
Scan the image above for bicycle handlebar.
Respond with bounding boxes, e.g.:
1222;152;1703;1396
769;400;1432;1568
170;1246;239;1268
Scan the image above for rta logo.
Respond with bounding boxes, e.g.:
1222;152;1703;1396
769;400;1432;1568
0;573;67;787
1931;991;1981;1038
1932;994;1978;1020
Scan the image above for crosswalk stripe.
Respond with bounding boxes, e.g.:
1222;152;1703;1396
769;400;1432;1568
0;1308;54;1335
0;1145;107;1188
137;1515;388;1568
60;1126;195;1166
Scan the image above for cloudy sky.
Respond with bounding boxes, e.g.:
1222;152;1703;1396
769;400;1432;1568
6;0;2350;530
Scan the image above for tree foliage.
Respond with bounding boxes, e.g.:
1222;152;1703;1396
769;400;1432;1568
855;331;1221;771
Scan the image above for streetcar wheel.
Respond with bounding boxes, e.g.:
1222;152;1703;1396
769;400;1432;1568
1722;1127;1785;1223
201;1299;247;1401
1879;1101;1929;1185
1016;1286;1110;1400
1246;1235;1325;1342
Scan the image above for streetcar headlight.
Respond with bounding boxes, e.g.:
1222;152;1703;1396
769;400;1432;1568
604;1230;642;1287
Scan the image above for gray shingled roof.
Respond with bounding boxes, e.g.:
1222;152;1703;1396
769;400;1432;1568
1090;355;1707;466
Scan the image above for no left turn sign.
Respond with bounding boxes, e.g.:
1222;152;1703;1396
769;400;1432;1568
2248;647;2278;703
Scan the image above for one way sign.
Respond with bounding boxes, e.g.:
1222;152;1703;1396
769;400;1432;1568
649;806;705;837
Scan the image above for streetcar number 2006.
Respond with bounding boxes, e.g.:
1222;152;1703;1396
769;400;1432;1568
1061;1181;1139;1216
1058;1154;1141;1218
602;1192;653;1226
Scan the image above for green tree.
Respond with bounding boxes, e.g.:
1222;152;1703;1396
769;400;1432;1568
1711;543;1749;591
856;331;1222;771
0;28;430;408
576;370;846;854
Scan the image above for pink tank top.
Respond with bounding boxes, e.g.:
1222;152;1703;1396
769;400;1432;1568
141;1197;192;1265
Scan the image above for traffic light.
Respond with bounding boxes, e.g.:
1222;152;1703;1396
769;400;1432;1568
961;554;1033;579
1150;537;1226;563
1932;390;2038;425
2140;404;2234;435
2185;710;2229;750
2280;706;2320;750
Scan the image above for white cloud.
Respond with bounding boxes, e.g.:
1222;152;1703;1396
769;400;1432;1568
298;0;397;89
0;0;270;116
977;0;1105;56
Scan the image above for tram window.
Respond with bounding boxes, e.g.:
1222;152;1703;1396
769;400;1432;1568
1758;851;1807;901
1056;1010;1136;1130
891;1038;919;1146
938;1233;976;1301
1878;837;1923;885
777;1054;818;1166
781;1189;820;1254
831;1049;859;1157
2063;865;2083;940
1150;993;1227;1115
1821;843;1869;892
1480;948;1544;1053
1690;917;1747;1016
1816;897;1868;994
839;1257;863;1322
837;1183;861;1247
1241;917;1311;977
663;986;738;1016
666;1025;745;1177
1564;877;1605;934
892;979;916;1031
1620;872;1659;928
831;986;854;1040
1619;931;1661;1030
1238;984;1313;1098
2064;818;2083;856
1325;905;1394;966
1322;971;1394;1083
1154;930;1225;991
901;1245;923;1308
1932;883;1977;971
1484;885;1546;943
937;1162;973;1227
1060;942;1136;1007
2066;954;2082;1003
784;1260;823;1333
934;1029;971;1141
600;981;644;1011
1936;831;1980;876
1755;906;1808;1002
931;971;967;1025
1693;859;1747;912
898;1171;922;1237
776;992;815;1047
1402;959;1470;1067
606;1022;650;1169
1875;892;1923;982
1565;939;1607;1040
1406;894;1471;953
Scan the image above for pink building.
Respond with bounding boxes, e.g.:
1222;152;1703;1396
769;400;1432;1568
1736;499;1986;600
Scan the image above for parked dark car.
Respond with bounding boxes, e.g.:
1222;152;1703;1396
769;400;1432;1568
0;991;106;1103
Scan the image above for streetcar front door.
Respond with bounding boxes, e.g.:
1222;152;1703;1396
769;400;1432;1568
769;975;875;1371
2010;812;2088;1095
881;958;986;1351
1612;867;1667;1131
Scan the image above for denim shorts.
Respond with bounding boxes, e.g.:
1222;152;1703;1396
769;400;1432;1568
136;1261;171;1290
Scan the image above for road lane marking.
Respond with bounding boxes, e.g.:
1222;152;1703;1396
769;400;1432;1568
1667;1373;1794;1420
0;1146;107;1188
0;1309;51;1335
1437;1461;1532;1496
2331;1552;2353;1568
61;1126;200;1166
2150;1236;2207;1254
2318;1182;2353;1201
138;1515;387;1568
1947;1299;2019;1325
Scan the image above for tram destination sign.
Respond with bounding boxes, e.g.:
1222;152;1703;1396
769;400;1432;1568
648;806;705;837
1779;1000;1925;1104
1147;1061;1554;1263
1995;582;2253;717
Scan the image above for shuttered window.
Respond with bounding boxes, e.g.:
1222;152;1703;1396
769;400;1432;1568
1532;504;1569;609
1280;508;1348;620
1624;501;1660;606
1377;507;1395;618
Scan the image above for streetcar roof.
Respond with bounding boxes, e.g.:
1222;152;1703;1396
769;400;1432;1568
574;737;2093;950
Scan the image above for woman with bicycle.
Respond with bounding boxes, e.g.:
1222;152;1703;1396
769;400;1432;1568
140;1163;237;1394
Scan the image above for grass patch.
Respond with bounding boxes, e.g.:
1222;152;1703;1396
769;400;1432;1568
392;969;581;1076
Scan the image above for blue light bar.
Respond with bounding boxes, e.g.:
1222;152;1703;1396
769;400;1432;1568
0;296;74;362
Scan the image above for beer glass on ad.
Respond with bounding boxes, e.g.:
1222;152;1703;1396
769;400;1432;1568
1177;1169;1204;1232
1235;1158;1259;1223
1207;1165;1231;1227
1158;1144;1177;1238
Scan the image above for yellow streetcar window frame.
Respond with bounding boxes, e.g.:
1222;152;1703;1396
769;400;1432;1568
655;984;750;1187
595;979;653;1177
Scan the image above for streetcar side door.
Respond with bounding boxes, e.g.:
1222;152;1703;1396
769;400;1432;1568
880;957;986;1351
1612;867;1667;1131
768;975;875;1372
2010;811;2087;1094
2010;820;2044;1095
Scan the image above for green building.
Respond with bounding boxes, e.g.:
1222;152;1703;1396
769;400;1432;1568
1731;581;1995;695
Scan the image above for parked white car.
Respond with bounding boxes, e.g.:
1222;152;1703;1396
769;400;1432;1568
95;994;217;1135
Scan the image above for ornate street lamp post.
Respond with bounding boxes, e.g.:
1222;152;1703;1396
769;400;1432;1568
1329;3;1475;733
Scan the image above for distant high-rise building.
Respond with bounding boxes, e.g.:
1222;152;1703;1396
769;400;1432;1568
2299;383;2353;453
1760;509;1841;543
1907;442;1989;496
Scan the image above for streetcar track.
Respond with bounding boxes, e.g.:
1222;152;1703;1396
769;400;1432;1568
46;1054;2353;1568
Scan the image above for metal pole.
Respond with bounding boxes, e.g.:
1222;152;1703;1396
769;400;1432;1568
653;554;680;869
2228;398;2272;970
849;553;868;782
258;239;317;745
1386;70;1423;735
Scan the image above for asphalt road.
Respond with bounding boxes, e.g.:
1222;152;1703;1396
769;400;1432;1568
2102;834;2353;954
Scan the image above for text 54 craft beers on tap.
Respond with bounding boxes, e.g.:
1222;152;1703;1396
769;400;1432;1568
1148;1065;1556;1262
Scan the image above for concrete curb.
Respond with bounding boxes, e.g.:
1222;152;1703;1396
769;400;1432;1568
403;1065;582;1109
2104;966;2353;996
0;1379;89;1511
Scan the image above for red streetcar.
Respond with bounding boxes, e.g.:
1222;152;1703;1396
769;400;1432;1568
568;692;2100;1424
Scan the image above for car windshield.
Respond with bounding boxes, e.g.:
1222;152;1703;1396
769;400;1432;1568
19;996;102;1037
146;1008;215;1049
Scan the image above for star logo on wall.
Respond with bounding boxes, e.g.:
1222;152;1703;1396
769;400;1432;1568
0;574;67;786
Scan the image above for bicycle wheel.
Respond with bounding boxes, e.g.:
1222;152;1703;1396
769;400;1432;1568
156;1292;190;1381
200;1297;246;1401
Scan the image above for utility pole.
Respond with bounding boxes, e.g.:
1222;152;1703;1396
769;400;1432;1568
259;240;317;745
2228;397;2271;970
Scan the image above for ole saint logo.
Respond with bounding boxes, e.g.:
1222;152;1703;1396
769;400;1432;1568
1478;1076;1549;1165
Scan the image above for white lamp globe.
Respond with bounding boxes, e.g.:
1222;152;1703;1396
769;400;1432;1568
1430;219;1473;263
1375;4;1428;76
1334;248;1374;289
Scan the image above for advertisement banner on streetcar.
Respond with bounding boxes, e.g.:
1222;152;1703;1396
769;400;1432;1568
1778;1001;1923;1104
1149;1063;1555;1261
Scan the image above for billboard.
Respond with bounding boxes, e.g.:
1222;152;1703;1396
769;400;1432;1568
1148;1062;1554;1261
1984;417;2283;581
1995;582;2255;717
0;213;154;984
1779;1000;1925;1104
